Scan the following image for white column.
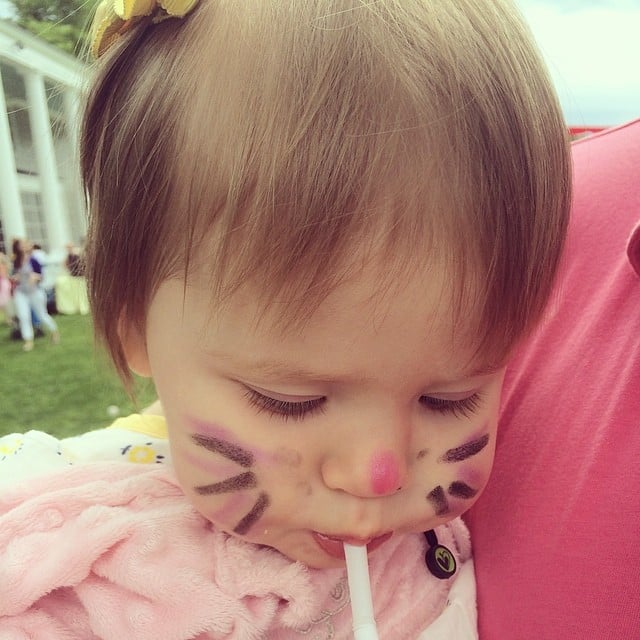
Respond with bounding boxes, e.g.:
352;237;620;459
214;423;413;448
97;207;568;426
24;70;70;251
63;88;80;151
0;65;27;245
63;87;87;240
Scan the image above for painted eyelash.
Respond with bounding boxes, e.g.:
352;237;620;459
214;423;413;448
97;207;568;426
244;388;326;421
420;393;482;418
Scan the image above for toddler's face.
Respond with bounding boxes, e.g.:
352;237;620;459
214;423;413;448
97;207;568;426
129;260;504;568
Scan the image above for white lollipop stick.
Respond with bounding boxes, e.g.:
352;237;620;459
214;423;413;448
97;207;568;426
344;542;380;640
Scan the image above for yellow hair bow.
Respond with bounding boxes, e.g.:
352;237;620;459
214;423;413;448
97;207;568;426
91;0;199;58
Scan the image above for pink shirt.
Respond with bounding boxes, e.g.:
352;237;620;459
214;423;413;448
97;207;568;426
465;119;640;639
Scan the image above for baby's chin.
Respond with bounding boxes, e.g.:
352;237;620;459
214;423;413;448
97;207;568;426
215;525;349;569
270;546;349;570
260;541;345;570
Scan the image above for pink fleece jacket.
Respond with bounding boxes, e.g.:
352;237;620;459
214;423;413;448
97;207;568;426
465;119;640;639
0;459;472;639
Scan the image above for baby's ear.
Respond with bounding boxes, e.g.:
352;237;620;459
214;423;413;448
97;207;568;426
118;316;152;378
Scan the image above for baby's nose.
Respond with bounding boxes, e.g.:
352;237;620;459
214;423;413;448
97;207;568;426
321;447;407;498
369;450;403;495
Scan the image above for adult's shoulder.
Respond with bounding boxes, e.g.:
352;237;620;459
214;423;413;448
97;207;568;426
559;120;637;266
465;119;640;639
572;117;640;160
508;119;640;392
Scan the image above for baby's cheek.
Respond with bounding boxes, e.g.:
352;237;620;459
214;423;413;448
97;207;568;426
456;464;490;492
436;463;491;516
198;492;256;528
178;449;243;485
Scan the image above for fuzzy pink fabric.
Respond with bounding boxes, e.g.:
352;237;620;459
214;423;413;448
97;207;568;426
0;462;470;639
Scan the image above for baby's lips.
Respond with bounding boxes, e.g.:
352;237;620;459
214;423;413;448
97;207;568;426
312;531;392;559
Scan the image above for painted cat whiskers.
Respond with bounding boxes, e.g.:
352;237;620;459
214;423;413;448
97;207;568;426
426;433;490;517
189;430;271;535
439;434;490;464
187;410;491;542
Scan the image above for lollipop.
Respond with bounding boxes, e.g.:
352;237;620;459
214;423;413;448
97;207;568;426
343;542;380;640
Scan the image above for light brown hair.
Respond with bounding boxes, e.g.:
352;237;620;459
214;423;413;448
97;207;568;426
81;0;571;386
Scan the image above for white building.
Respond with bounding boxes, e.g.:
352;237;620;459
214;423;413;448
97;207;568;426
0;19;86;266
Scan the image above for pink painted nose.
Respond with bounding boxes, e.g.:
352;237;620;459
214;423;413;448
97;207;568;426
370;450;402;495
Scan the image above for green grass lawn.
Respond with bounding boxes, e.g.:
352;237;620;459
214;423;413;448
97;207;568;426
0;314;156;438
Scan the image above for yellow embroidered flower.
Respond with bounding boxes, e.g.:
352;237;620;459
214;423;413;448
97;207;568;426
0;436;23;459
121;442;165;464
91;0;200;58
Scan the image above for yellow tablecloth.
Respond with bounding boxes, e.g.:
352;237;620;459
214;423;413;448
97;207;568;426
55;275;90;315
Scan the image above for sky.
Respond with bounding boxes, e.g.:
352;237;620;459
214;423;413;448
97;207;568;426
515;0;640;126
1;0;638;126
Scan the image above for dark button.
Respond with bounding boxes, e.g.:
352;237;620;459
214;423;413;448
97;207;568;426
424;530;457;579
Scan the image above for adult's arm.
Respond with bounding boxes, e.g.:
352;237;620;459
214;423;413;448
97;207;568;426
465;119;640;639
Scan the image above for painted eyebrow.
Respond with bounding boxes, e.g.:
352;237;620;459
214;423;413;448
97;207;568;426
439;433;490;463
191;434;254;467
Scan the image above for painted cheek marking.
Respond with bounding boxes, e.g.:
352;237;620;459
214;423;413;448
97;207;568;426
370;450;401;495
191;433;254;467
440;433;490;463
182;450;242;479
208;493;253;523
185;419;274;533
234;492;270;535
447;481;478;499
188;418;238;441
195;471;257;495
188;418;278;465
456;466;485;489
427;486;450;516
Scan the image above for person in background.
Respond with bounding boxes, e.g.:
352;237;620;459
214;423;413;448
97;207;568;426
465;118;640;639
29;243;53;324
0;252;12;325
10;238;60;351
65;244;85;278
54;243;89;315
30;244;47;272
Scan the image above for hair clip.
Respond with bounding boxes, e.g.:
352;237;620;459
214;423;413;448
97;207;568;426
423;530;457;580
91;0;200;58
